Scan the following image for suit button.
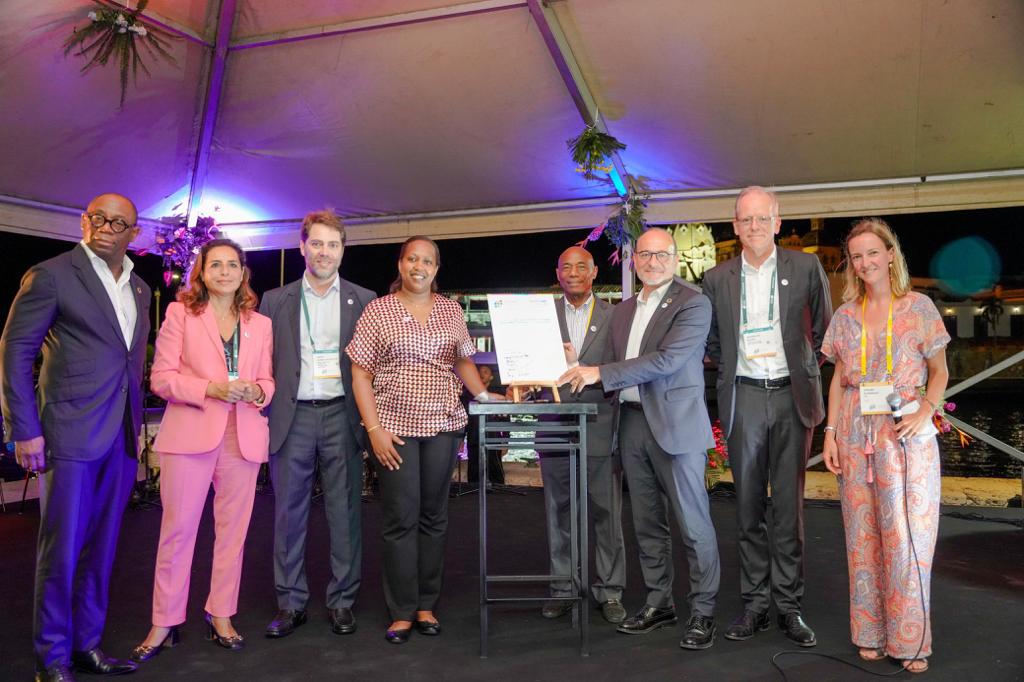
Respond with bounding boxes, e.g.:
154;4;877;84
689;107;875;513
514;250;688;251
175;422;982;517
291;398;296;403
121;386;127;393
295;371;300;377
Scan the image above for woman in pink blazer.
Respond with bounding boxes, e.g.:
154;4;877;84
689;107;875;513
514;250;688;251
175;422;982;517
132;239;274;661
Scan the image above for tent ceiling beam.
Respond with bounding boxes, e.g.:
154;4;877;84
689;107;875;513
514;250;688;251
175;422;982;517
4;173;1023;250
186;0;237;226
229;0;526;51
526;0;630;198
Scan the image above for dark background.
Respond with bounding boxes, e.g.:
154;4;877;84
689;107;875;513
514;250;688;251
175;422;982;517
1;206;1021;334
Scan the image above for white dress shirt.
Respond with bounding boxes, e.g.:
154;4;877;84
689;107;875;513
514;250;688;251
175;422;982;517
297;273;344;400
79;241;137;348
619;279;673;404
736;246;790;379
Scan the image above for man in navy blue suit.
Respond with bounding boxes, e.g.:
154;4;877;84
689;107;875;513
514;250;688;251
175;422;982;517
1;193;151;681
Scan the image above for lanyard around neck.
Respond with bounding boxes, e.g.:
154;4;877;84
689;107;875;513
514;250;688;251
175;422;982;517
860;295;893;378
740;264;776;327
300;285;327;350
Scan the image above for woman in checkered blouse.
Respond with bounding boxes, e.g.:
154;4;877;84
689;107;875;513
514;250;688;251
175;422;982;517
346;236;500;644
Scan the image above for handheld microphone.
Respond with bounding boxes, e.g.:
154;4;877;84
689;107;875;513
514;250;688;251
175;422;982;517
886;393;906;442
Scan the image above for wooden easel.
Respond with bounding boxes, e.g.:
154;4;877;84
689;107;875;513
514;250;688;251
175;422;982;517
506;381;561;403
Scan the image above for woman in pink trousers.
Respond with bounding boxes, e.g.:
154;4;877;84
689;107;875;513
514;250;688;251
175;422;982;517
132;238;274;661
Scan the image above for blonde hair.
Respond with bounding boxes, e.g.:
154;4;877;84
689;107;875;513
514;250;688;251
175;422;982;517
841;218;911;302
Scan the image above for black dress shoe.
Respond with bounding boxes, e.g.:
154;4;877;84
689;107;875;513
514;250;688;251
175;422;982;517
205;612;244;651
70;649;138;675
265;609;307;638
130;626;181;662
35;664;77;682
679;614;716;650
723;610;771;641
385;626;412;644
778;612;817;647
329;607;357;635
616;605;677;634
599;599;627;624
414;619;441;636
541;599;575;619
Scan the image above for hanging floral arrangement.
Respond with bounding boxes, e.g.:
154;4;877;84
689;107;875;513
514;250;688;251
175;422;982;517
566;125;626;180
63;0;177;107
575;194;648;264
149;216;220;287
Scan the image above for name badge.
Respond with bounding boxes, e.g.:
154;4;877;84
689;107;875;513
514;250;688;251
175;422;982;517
742;326;778;360
859;382;895;415
313;348;342;379
227;370;239;380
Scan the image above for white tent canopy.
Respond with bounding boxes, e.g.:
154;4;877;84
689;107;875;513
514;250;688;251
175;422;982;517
1;0;1022;251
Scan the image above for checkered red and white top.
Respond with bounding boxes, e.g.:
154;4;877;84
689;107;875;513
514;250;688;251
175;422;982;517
346;293;476;437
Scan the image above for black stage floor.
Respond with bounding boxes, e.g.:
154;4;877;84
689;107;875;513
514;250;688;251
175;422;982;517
1;486;1022;681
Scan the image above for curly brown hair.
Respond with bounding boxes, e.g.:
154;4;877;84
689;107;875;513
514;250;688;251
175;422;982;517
177;238;259;316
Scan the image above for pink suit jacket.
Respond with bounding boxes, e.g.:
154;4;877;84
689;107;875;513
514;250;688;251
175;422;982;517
151;301;275;462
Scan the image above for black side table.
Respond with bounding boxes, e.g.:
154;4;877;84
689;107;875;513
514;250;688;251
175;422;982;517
469;402;597;658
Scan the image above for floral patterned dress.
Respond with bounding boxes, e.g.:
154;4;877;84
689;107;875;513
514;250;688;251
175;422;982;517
821;291;949;658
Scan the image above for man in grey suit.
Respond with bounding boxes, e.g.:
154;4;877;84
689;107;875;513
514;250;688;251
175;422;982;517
702;186;831;647
259;210;375;638
539;246;626;624
1;193;150;681
559;228;720;651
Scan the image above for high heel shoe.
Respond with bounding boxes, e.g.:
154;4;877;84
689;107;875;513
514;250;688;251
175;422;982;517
204;612;244;651
130;626;181;662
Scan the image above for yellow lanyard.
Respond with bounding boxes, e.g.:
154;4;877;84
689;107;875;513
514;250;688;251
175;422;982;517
860;295;893;379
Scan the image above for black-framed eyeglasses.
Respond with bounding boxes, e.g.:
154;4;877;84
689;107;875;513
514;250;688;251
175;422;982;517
634;250;676;263
86;212;133;234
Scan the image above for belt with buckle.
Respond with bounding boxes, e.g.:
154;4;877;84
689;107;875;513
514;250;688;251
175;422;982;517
297;396;344;407
620;402;643;411
737;376;791;390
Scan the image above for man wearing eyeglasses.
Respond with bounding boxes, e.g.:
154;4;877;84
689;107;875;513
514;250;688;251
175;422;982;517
1;193;150;681
558;228;721;651
702;186;831;648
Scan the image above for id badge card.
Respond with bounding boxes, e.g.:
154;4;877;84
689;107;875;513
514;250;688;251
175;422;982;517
227;370;239;380
742;326;778;360
859;382;895;415
313;348;342;379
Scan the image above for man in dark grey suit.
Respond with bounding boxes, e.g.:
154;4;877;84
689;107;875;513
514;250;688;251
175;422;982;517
1;193;150;681
702;186;831;647
539;247;626;624
259;210;375;638
559;228;720;651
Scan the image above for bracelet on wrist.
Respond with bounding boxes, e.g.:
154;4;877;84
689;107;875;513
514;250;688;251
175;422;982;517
475;391;491;402
823;425;837;433
365;423;381;434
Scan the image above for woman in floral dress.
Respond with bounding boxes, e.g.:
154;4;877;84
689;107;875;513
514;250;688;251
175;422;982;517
821;218;949;675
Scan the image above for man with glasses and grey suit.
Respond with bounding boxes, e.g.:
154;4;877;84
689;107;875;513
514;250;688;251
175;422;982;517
702;186;831;647
559;228;720;651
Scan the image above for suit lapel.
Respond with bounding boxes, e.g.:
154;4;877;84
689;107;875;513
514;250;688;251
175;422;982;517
612;297;636;361
129;273;148;351
639;280;681;353
200;306;227;370
71;245;123;343
337;279;358;352
727;259;741;334
776;248;792;328
577;298;606;359
286;281;302;359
